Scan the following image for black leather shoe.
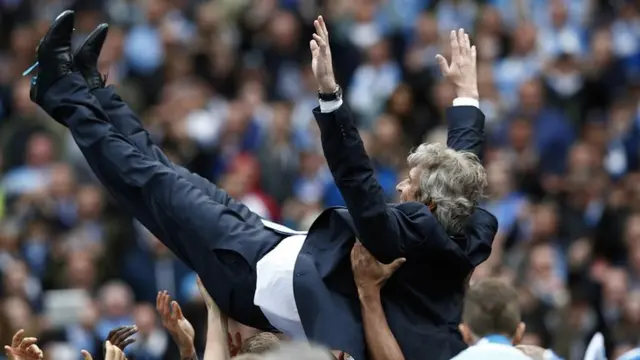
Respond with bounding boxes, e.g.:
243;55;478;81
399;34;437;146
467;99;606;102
29;10;75;104
73;23;109;90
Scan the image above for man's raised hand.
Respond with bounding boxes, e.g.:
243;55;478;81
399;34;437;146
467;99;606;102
435;29;479;100
310;15;337;93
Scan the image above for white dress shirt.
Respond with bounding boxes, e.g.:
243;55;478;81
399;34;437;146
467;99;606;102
253;97;481;340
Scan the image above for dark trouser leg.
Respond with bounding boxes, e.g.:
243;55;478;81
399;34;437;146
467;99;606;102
39;74;279;329
91;86;262;226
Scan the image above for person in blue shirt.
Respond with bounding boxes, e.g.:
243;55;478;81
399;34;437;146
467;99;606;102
452;278;530;360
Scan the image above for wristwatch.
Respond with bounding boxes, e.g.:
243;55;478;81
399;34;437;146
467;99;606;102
318;85;342;101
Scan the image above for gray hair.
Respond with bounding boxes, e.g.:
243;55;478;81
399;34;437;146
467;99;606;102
259;342;334;360
407;143;487;234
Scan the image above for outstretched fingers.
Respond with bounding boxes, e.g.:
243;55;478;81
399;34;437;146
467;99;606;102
450;29;460;63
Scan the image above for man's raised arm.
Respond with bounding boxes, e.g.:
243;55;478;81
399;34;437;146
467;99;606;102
436;29;485;160
309;16;456;263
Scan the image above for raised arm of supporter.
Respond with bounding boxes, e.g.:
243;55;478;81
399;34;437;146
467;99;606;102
4;329;43;360
106;326;138;351
435;29;486;161
350;242;406;360
196;276;231;360
156;291;197;360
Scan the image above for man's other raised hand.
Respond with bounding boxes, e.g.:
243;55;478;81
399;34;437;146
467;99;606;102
310;15;337;94
435;29;479;100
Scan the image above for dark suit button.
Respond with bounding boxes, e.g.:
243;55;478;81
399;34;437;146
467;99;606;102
295;273;301;277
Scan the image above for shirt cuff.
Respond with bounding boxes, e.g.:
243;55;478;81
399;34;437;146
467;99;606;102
319;99;343;113
452;97;480;108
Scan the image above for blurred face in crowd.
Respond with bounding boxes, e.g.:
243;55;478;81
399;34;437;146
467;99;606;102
415;13;437;44
518;80;543;114
528;245;555;282
434;81;456;112
487;160;512;198
3;261;29;297
477;62;496;97
134;304;158;336
479;6;503;34
508;118;533;151
49;163;75;198
100;283;133;318
10;25;36;60
225;101;252;135
603;268;628;307
146;0;169;24
240;80;266;113
3;297;32;331
531;203;558;240
270;11;298;49
624;291;640;325
592;29;613;67
66;251;97;290
78;300;99;329
353;0;376;22
368;40;391;66
77;186;103;221
13;78;38;117
512;23;536;55
568;143;596;173
99;27;125;68
26;133;54;167
549;0;569;28
388;85;413;116
374;114;401;148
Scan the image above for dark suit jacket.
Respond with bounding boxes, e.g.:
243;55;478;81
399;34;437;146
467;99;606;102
42;75;495;359
292;104;497;360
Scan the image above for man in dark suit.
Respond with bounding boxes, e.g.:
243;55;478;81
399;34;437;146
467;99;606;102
29;13;496;360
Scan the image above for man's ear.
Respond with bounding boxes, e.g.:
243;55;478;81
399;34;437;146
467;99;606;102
512;322;526;345
459;324;473;345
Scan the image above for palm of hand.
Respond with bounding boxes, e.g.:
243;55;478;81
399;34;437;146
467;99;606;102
164;315;195;346
156;291;195;350
311;48;333;84
309;16;336;91
435;29;478;98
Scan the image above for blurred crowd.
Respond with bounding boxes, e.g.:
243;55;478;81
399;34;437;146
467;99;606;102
0;0;638;359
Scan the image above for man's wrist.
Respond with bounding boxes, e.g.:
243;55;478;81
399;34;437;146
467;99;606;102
456;88;479;100
319;82;338;94
180;346;197;360
357;286;381;302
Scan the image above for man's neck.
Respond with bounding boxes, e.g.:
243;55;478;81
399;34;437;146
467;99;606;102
472;334;513;346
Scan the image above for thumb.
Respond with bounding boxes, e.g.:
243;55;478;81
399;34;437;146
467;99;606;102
81;350;94;360
171;301;184;319
310;40;319;53
388;258;406;273
435;54;449;75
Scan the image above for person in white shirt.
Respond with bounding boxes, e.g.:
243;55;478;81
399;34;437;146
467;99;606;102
451;278;531;360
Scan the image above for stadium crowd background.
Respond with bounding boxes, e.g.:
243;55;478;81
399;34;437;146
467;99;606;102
0;0;638;359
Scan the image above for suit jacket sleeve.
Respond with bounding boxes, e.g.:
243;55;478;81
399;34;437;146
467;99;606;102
445;105;486;160
313;104;469;264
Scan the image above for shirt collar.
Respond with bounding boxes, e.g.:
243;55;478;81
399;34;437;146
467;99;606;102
478;334;513;346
